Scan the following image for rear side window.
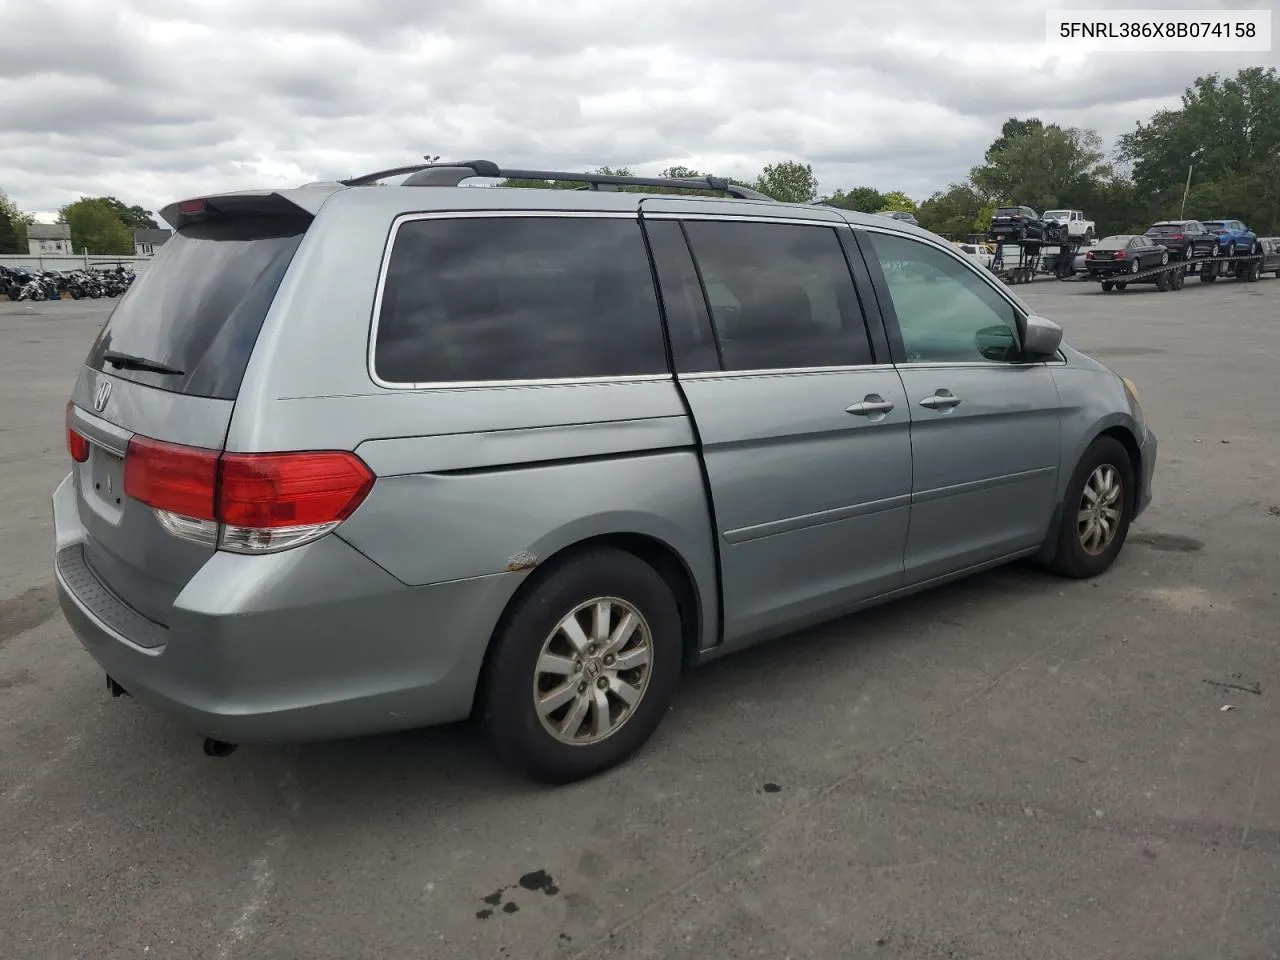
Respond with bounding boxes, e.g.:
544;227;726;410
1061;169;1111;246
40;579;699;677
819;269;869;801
86;218;307;400
680;220;874;371
374;216;668;385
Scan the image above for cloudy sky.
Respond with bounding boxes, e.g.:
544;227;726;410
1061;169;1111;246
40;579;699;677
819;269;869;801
1;0;1275;219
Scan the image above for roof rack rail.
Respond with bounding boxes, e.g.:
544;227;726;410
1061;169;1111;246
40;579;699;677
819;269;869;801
339;160;773;200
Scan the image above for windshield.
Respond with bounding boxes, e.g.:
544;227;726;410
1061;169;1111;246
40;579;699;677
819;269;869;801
85;216;308;399
1044;211;1069;220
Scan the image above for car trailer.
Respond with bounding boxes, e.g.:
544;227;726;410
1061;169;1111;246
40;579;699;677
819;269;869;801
1086;249;1265;293
991;230;1085;284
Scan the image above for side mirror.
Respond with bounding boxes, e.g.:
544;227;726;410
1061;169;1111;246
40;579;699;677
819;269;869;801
1022;314;1063;361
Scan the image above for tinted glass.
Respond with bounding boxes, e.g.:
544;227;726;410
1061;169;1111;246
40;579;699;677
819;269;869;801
86;217;307;399
680;220;874;371
644;220;719;373
1097;236;1132;249
995;208;1023;216
866;231;1020;364
375;217;668;384
1146;224;1180;235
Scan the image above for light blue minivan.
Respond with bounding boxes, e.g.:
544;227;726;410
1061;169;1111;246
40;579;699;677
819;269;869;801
54;161;1155;782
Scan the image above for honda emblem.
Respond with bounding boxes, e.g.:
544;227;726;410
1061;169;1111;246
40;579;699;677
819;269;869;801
93;380;112;413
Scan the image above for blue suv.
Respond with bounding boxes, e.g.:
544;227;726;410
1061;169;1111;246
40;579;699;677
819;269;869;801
1201;219;1257;256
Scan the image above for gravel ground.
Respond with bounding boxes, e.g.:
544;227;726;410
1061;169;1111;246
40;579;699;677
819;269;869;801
2;277;1278;960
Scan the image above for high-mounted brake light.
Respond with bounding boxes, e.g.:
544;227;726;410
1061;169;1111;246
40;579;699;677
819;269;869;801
122;437;374;554
66;402;90;463
176;198;207;215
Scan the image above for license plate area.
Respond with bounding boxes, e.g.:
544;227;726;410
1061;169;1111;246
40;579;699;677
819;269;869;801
90;445;127;511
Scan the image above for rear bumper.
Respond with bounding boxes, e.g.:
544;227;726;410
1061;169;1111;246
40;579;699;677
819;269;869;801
52;474;522;743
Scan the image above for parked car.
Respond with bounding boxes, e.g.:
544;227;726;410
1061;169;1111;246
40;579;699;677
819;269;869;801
988;206;1045;243
1257;237;1280;277
1201;219;1257;255
1144;220;1217;261
954;241;994;270
878;210;919;227
1085;234;1171;282
1043;209;1095;242
54;161;1156;784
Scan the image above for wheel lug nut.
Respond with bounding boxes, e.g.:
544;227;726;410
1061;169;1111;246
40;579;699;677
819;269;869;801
588;644;597;654
578;682;587;693
604;655;615;666
597;677;608;689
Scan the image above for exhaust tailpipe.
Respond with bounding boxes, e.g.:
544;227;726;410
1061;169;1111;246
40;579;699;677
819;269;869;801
106;675;129;698
203;738;238;758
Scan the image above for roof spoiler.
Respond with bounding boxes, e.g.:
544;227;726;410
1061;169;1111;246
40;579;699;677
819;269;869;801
159;183;339;230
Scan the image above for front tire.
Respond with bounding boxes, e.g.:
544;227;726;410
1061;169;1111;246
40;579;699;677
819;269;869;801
1100;281;1114;292
482;548;683;784
1048;436;1136;579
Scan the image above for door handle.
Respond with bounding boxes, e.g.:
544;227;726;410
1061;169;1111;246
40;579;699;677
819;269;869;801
846;395;895;417
919;390;962;410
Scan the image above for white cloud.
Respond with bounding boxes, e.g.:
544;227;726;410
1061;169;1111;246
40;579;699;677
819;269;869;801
0;0;1273;215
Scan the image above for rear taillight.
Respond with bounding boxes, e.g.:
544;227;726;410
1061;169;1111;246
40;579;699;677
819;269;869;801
1085;251;1095;259
1170;234;1184;241
124;436;219;520
1114;250;1126;259
66;402;89;463
123;437;374;554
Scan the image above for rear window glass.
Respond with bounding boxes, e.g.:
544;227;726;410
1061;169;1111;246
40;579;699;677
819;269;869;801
86;217;307;400
994;208;1024;216
1146;224;1180;234
373;216;668;384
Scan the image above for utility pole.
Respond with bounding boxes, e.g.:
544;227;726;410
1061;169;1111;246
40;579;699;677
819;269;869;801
1179;163;1193;219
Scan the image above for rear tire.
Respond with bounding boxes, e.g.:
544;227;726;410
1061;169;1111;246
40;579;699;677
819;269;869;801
1171;268;1185;290
1048;436;1136;579
1155;269;1170;291
1116;282;1128;291
482;548;683;784
1100;281;1114;292
1200;272;1216;283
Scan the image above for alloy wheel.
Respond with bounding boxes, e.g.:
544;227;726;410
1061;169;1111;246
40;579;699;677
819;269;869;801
533;597;654;746
1077;464;1123;556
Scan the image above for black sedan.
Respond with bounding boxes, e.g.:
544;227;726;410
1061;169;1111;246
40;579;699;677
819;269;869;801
1085;235;1171;281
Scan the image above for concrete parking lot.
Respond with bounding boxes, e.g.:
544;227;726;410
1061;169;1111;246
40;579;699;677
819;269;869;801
2;278;1278;960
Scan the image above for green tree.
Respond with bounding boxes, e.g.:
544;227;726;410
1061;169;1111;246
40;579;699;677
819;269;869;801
916;183;985;237
878;190;918;213
59;197;134;255
99;196;159;230
754;161;818;203
1118;67;1280;232
822;186;883;212
971;121;1111;214
985;118;1044;160
0;190;32;254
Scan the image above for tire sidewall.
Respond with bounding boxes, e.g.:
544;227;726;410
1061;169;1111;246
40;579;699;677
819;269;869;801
483;549;683;783
1055;437;1136;578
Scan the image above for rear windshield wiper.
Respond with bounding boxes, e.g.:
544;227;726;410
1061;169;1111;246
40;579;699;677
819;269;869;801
101;350;185;376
